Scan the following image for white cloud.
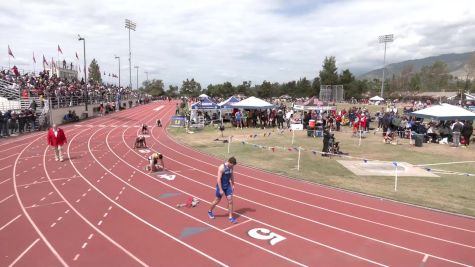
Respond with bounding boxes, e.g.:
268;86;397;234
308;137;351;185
1;0;474;88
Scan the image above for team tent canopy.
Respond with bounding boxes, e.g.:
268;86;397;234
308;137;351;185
231;96;274;109
410;103;475;120
218;96;240;109
369;96;384;101
190;97;219;110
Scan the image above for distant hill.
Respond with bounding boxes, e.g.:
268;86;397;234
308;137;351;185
358;51;475;80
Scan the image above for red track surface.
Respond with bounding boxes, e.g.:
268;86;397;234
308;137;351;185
1;101;474;266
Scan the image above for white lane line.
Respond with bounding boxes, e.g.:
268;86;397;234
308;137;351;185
0;194;14;204
40;197;46;201
118;191;123;195
76;199;81;203
223;219;252;231
88;234;94;240
0;214;22;231
64;209;70;214
0;178;12;185
114;196;119;201
108;206;113;211
7;238;40;267
97;220;103;226
81;242;88;249
103;213;108;218
0;164;12;171
57;216;63;221
423;254;429;262
87;188;91;192
82;193;87;197
25;201;65;209
50;222;57;228
73;254;80;261
48;192;54;196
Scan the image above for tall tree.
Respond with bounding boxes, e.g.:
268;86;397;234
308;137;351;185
236;81;251;96
166;85;179;97
295;77;312;97
256;80;272;98
88;59;102;83
179;78;201;97
311;77;321;96
141;79;164;96
339;69;355;85
319;56;338;85
464;54;475;92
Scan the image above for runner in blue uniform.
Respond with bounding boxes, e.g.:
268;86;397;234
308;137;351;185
208;157;237;224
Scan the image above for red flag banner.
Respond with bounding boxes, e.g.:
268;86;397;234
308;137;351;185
8;45;14;58
58;45;63;54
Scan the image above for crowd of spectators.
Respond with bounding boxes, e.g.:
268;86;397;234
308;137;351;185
0;68;138;107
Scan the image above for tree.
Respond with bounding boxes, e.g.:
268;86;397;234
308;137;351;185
180;78;201;97
311;77;321;96
319;56;338;85
166;85;179;98
339;69;354;85
88;59;102;83
295;77;312;97
141;79;164;96
256;80;272;98
464;54;475;92
236;81;251;96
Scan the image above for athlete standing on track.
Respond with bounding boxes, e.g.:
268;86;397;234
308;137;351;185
208;156;237;224
47;124;67;162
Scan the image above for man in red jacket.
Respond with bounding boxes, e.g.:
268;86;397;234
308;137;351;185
47;124;67;162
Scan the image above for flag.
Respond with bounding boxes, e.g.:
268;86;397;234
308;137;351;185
75;52;79;60
33;52;36;63
8;45;14;58
58;45;63;54
43;55;49;66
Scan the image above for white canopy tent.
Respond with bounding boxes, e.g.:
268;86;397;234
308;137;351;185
231;96;274;109
410;103;475;120
198;93;209;98
369;96;384;101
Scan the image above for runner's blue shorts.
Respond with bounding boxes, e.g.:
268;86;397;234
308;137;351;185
215;185;233;199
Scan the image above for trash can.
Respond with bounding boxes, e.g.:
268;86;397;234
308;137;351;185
453;131;461;147
414;133;424;147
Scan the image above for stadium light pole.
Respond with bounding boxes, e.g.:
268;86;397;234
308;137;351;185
114;55;121;88
144;71;149;82
78;34;88;111
134;65;139;89
378;34;394;98
125;19;136;90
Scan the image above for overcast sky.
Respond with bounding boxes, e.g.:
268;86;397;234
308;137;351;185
1;0;474;88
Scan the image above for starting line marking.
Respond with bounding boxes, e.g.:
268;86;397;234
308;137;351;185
158;174;176;181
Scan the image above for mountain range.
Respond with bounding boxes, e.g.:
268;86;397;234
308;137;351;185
358;51;475;80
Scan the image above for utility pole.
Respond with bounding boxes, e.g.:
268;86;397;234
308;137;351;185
134;65;139;90
378;34;394;98
114;55;121;88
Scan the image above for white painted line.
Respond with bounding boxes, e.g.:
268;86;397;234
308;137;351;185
73;254;80;261
223;219;252;231
97;220;103;226
8;238;40;267
50;222;57;228
48;192;53;196
40;197;46;201
57;216;63;221
0;194;14;204
76;199;81;203
81;242;88;249
122;186;126;191
82;193;87;197
65;209;70;214
0;214;22;231
423;254;429;262
61;182;66;186
25;201;65;209
0;178;11;185
415;160;475;167
0;164;12;171
103;212;108;218
88;234;94;240
108;206;113;211
115;196;119;201
87;188;91;192
119;191;123;195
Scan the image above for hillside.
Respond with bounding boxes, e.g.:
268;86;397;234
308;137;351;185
358;51;475;80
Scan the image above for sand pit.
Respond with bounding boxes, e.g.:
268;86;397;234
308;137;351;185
337;160;439;177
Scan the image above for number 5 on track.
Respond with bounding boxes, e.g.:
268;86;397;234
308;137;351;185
248;228;286;246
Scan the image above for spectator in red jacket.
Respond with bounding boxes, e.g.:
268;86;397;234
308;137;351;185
47;124;67;162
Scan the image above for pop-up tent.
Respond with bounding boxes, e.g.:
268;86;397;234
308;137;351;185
410;103;475;120
369;96;384;101
191;97;219;110
218;96;240;109
231;96;274;109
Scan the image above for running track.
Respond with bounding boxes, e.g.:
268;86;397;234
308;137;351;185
0;101;474;266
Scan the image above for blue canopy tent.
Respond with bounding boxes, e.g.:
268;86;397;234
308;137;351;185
191;97;219;110
218;96;240;123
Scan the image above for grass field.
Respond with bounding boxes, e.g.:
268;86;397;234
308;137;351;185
169;103;475;217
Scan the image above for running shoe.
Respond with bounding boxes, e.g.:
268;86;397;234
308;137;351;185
228;217;237;224
207;211;215;219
